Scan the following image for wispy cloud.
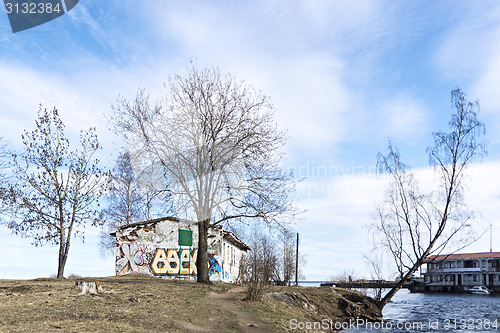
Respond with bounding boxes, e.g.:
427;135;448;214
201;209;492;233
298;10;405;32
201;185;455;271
433;3;500;84
138;1;393;154
379;93;430;144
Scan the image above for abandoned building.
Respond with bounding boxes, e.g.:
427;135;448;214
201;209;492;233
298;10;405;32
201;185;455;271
113;217;250;283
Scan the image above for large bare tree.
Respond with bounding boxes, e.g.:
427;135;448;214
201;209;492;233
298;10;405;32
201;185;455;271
4;107;109;278
111;66;297;282
373;88;487;309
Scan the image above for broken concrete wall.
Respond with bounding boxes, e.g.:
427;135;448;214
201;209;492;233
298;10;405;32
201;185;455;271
115;217;248;283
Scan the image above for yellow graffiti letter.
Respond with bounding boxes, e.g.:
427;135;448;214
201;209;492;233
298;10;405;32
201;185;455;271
150;249;168;275
166;249;179;274
190;249;198;275
180;249;191;275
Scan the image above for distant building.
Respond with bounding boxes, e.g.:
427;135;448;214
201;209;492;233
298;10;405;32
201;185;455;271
422;252;500;292
113;217;250;283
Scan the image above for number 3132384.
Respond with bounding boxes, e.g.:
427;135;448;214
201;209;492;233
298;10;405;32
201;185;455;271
5;2;62;14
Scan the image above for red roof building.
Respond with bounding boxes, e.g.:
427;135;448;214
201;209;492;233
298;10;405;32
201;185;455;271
426;252;500;261
422;252;500;293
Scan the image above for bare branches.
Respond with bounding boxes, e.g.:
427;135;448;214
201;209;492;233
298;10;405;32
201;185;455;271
246;225;303;285
99;150;174;254
373;88;486;309
4;106;109;278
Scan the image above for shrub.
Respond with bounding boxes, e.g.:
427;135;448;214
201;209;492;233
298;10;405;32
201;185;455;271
246;280;265;301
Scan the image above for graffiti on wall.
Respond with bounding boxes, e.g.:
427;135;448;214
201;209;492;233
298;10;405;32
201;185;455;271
150;248;198;275
116;244;226;278
148;249;224;278
116;241;146;274
208;252;222;278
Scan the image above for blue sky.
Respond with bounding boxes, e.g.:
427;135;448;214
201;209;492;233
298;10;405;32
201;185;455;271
1;1;500;280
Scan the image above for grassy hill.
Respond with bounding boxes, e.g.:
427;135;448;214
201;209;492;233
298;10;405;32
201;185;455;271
0;274;381;332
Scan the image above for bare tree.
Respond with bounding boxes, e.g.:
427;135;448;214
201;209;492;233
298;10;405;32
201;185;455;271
247;228;278;283
111;65;298;282
99;150;174;254
243;224;305;286
364;253;386;301
244;227;278;301
134;159;175;221
276;228;296;285
329;269;356;288
373;88;487;309
4;107;109;278
99;150;145;254
274;228;305;285
102;151;144;225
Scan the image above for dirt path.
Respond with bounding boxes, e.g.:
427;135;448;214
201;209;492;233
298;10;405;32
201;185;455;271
207;287;271;333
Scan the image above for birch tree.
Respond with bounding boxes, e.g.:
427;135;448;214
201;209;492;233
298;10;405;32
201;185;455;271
111;66;297;282
5;107;109;278
374;88;487;309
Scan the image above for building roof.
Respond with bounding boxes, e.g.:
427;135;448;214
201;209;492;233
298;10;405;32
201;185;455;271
114;216;251;251
223;230;251;251
425;252;500;262
115;216;194;232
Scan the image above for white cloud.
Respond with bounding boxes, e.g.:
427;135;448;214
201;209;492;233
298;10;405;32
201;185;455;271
470;29;500;145
265;54;348;149
434;3;500;83
472;52;500;115
464;161;500;252
67;4;104;38
378;93;431;144
141;1;382;152
433;2;500;148
0;51;180;161
294;173;386;279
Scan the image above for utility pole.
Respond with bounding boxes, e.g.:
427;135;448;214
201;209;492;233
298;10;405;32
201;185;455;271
295;233;299;286
490;222;493;253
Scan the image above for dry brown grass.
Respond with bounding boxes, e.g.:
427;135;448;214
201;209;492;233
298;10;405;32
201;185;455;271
0;275;380;332
0;274;238;332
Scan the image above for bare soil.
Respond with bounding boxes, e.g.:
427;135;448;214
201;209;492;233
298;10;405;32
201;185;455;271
207;286;269;332
0;275;381;332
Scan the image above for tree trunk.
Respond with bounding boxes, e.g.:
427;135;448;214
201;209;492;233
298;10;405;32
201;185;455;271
57;241;69;279
196;219;210;283
377;258;424;309
377;270;413;309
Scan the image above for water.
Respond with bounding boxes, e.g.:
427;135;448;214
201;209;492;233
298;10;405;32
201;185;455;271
345;289;500;332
